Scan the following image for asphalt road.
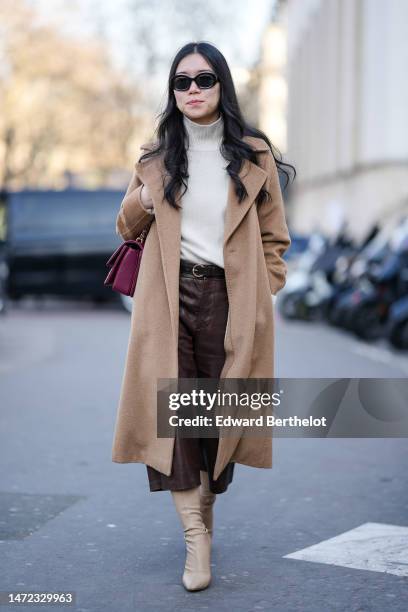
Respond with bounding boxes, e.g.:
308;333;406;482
1;298;407;612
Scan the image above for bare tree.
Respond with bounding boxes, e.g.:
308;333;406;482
0;0;142;189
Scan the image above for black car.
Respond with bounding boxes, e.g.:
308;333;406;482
5;188;127;309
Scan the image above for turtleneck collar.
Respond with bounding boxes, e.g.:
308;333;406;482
183;113;224;151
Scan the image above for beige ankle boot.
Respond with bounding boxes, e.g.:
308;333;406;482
171;486;212;591
199;470;216;538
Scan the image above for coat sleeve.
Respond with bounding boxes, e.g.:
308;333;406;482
256;150;292;296
116;165;155;241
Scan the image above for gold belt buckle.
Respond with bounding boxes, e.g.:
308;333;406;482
192;264;205;278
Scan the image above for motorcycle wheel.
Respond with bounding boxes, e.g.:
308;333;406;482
278;292;303;320
389;320;408;350
352;304;384;341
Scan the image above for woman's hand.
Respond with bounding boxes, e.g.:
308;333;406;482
140;184;155;214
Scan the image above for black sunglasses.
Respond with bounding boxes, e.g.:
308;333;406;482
172;71;219;91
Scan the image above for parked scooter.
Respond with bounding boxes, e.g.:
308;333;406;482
332;216;408;341
387;294;408;349
318;224;380;327
385;224;408;349
277;231;327;320
278;214;408;350
278;224;358;322
327;223;386;330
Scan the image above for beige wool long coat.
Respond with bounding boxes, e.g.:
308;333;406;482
112;135;291;480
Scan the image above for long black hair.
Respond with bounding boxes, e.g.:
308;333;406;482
140;41;296;210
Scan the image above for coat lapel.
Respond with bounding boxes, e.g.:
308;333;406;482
134;137;269;346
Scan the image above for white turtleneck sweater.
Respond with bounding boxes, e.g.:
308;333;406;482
179;113;229;268
140;113;229;268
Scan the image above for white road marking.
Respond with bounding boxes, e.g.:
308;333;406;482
283;522;408;577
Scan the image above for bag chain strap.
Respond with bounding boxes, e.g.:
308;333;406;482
137;218;153;244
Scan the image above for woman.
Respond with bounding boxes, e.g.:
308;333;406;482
112;41;294;592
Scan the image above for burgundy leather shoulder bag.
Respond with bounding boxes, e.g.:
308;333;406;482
104;218;154;297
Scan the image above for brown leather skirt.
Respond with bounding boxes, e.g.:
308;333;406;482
146;260;235;494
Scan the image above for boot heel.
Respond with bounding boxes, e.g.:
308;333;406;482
200;470;216;538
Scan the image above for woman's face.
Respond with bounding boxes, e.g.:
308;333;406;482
173;53;221;125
